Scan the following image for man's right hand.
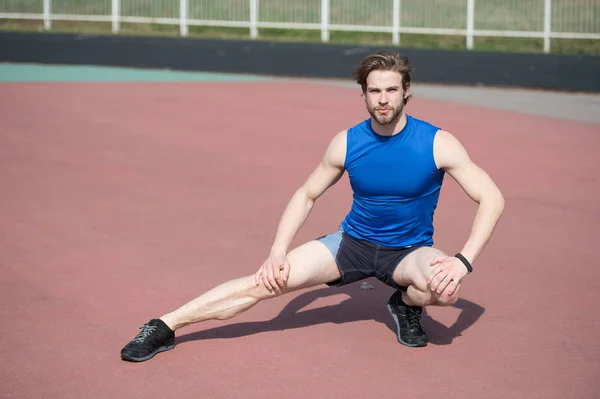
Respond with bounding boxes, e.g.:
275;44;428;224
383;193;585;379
254;254;291;292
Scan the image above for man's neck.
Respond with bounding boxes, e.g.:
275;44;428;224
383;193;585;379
371;112;407;137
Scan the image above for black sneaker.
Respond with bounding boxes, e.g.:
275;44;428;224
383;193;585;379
120;319;175;362
386;290;428;347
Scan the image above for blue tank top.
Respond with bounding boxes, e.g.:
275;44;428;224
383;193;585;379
340;115;445;248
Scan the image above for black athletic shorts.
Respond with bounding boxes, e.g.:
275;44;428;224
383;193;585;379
316;227;425;291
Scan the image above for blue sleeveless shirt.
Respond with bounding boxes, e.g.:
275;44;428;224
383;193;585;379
340;115;444;248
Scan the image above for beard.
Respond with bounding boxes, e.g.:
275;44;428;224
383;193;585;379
367;102;404;126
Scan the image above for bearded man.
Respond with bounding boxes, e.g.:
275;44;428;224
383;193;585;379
120;50;505;362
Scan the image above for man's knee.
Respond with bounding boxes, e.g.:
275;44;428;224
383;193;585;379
247;276;290;301
436;293;459;306
435;284;461;306
238;275;286;301
406;283;459;307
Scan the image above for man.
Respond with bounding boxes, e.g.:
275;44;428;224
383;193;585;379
120;50;505;362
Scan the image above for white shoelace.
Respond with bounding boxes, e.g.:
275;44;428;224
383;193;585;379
132;324;157;343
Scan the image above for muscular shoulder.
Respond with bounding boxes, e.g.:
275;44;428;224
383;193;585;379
433;130;470;171
323;130;347;170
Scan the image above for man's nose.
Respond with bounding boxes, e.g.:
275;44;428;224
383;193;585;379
379;92;388;104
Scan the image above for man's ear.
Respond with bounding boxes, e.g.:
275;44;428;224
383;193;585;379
404;84;411;100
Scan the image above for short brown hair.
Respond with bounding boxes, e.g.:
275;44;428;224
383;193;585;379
352;50;413;104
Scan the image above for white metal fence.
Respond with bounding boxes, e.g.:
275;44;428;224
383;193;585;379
1;0;599;52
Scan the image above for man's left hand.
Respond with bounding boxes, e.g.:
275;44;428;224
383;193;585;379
428;255;469;297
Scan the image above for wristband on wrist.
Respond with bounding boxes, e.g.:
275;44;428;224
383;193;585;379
455;253;473;273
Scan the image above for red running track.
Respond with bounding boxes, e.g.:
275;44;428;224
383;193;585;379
1;82;599;399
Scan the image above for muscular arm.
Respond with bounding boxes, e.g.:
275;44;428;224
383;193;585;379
255;131;346;290
270;130;347;256
434;130;505;265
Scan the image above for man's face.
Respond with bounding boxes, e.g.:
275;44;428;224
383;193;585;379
363;70;409;126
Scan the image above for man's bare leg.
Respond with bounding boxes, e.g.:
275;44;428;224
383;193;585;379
161;240;341;330
393;247;461;307
387;247;461;347
120;240;341;361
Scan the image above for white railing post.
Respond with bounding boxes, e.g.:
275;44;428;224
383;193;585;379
392;0;401;45
112;0;120;33
321;0;330;42
250;0;258;39
543;0;552;53
180;0;188;36
43;0;51;30
466;0;475;50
